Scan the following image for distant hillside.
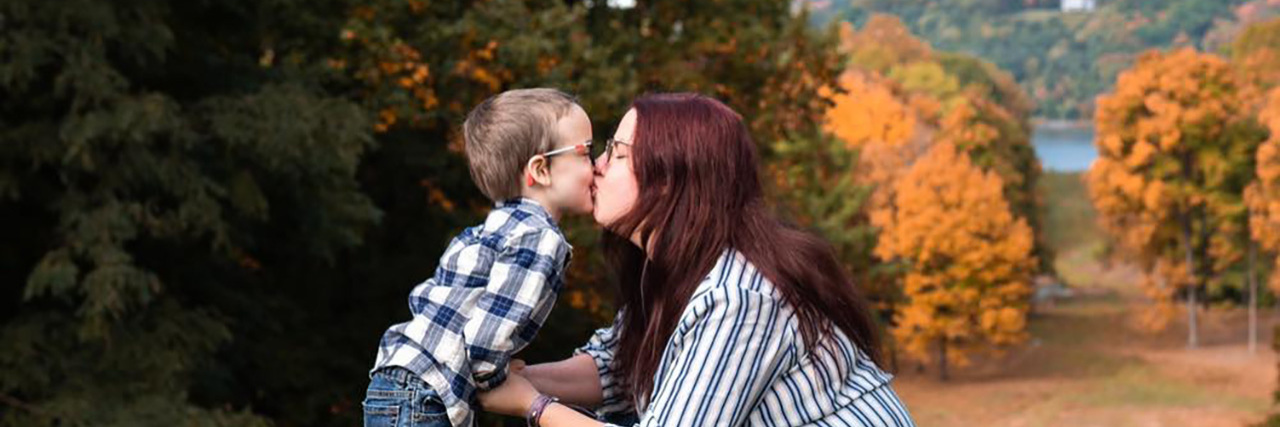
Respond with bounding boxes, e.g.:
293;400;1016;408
811;0;1280;120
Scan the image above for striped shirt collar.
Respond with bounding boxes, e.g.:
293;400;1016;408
690;249;747;298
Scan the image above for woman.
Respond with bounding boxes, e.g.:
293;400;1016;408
479;93;914;426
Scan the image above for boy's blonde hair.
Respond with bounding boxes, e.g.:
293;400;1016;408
463;88;579;202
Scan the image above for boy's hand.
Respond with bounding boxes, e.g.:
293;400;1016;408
510;359;527;373
478;371;539;417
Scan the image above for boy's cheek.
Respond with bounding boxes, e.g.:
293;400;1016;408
576;173;595;211
552;167;594;213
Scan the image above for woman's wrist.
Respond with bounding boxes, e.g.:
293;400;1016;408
525;394;559;427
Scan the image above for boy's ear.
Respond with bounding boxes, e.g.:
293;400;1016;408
526;155;552;187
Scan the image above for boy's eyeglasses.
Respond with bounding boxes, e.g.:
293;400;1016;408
524;140;593;185
542;139;596;159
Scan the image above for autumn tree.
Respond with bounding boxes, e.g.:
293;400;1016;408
1223;13;1280;356
875;142;1036;380
834;15;1050;275
1087;48;1264;348
821;16;1045;372
839;15;932;75
935;94;1048;273
1246;88;1280;353
822;70;927;212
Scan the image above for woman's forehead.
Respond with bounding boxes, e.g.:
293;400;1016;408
613;109;638;140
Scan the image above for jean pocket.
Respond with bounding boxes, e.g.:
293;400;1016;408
363;402;400;427
409;392;449;425
365;381;413;426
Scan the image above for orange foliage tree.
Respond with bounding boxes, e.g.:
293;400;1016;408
822;70;927;213
1254;89;1280;288
1087;48;1263;347
822;15;1043;373
814;71;923;359
1246;88;1280;353
1229;22;1280;331
875;142;1036;380
832;15;1048;274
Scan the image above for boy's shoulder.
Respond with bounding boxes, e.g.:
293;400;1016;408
483;199;565;238
453;199;569;258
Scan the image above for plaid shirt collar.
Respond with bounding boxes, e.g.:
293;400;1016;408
495;197;557;226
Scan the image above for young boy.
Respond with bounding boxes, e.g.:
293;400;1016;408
365;88;597;427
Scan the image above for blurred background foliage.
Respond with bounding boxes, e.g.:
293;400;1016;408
0;0;847;425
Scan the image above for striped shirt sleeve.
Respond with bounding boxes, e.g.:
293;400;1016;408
466;228;570;390
630;286;793;427
573;312;634;416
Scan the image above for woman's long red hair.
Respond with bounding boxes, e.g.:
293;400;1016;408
604;93;884;404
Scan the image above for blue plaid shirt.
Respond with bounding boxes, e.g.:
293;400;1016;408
372;198;572;427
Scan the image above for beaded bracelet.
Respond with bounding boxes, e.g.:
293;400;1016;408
526;394;559;427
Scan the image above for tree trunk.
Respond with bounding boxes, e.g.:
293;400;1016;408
938;337;949;381
1183;216;1199;349
889;342;899;374
889;299;900;374
1249;239;1259;354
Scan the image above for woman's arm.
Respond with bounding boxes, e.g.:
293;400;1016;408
477;371;621;427
480;314;631;426
476;371;605;426
521;354;604;407
526;312;633;412
538;402;606;426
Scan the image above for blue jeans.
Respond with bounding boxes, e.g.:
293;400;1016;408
364;367;451;427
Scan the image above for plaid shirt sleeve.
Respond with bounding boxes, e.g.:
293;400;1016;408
466;227;570;390
574;312;635;416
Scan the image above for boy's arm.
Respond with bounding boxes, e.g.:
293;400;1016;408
464;228;570;390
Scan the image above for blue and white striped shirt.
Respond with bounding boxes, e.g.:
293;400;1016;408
373;198;571;427
575;249;914;426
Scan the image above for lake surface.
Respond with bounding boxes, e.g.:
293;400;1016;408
1032;124;1096;172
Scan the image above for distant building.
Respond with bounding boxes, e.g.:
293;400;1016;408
1061;0;1097;12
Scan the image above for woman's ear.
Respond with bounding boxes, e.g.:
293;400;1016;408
525;155;552;187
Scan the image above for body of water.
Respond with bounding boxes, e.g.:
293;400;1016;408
1032;124;1096;172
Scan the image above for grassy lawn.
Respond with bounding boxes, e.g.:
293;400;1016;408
1038;171;1099;255
891;172;1278;427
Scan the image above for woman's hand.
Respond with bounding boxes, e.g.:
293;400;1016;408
478;371;540;417
519;354;605;407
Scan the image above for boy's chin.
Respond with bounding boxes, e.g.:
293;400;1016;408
564;199;594;216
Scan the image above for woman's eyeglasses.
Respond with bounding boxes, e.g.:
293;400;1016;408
593;138;632;170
